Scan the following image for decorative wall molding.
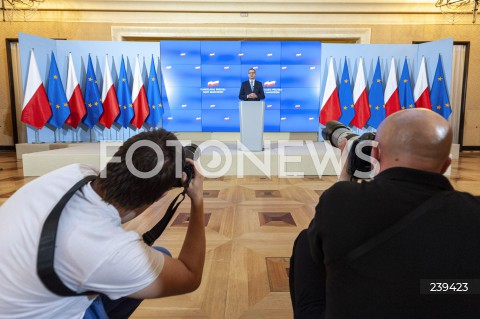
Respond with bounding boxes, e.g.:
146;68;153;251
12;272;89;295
111;26;372;43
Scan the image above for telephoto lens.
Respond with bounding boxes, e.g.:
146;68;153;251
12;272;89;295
321;120;359;148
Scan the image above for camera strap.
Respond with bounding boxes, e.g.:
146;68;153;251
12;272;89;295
142;188;187;246
37;176;187;297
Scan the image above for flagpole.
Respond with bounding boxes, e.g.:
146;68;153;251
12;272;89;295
89;128;93;142
35;128;40;144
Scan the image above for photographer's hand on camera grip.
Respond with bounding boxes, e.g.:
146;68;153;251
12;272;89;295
183;159;204;205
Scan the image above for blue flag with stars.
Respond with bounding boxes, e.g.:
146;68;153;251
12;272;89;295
367;58;385;129
116;56;134;128
398;58;415;110
430;55;452;119
338;59;355;125
145;56;163;127
47;52;70;128
83;54;104;128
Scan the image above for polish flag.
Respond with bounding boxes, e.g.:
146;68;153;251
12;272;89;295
131;56;150;129
384;57;401;117
350;57;370;129
64;53;86;128
21;49;52;129
414;56;432;109
319;57;341;125
99;55;119;128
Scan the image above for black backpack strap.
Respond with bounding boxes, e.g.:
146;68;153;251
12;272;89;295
37;175;98;297
332;191;454;268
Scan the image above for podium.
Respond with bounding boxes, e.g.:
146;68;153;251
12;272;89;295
239;101;265;151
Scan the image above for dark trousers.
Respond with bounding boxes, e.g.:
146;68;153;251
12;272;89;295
100;295;142;319
289;229;327;319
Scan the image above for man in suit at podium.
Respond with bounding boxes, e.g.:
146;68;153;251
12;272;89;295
239;68;265;101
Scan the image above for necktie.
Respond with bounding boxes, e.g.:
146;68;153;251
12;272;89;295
250;81;254;92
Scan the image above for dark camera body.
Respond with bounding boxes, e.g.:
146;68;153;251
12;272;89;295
322;121;376;179
174;144;199;188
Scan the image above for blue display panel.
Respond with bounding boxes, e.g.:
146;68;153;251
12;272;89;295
163;109;202;132
201;41;241;65
264;109;281;132
162;87;202;110
280;65;321;88
241;41;281;65
201;88;239;110
280;109;319;132
161;64;201;87
160;41;201;65
264;90;281;109
201;65;241;88
281;41;322;65
280;88;321;110
160;41;323;132
201;109;239;132
241;64;281;88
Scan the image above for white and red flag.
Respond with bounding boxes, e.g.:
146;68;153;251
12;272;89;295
21;49;51;129
384;57;401;117
131;56;150;129
350;57;370;129
413;56;432;109
98;55;119;128
65;53;86;128
319;57;341;125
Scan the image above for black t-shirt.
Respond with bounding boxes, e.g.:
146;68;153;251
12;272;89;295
307;167;480;318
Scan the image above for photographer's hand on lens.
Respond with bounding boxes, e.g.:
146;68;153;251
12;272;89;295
338;139;352;182
182;159;204;205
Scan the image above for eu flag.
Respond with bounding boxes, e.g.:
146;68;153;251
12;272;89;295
430;55;452;119
47;52;70;128
338;59;355;125
116;56;134;128
398;58;415;110
83;54;104;128
145;56;163;128
367;58;385;129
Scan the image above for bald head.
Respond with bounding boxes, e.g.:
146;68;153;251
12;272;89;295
375;109;452;174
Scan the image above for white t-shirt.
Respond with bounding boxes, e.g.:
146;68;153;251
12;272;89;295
0;164;165;319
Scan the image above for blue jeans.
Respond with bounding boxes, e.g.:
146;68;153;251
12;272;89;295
84;246;171;319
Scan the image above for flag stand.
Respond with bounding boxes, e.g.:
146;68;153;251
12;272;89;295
34;129;40;144
53;129;58;143
89;129;93;142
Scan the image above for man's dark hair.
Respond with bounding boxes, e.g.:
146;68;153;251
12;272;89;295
97;129;183;210
248;68;256;73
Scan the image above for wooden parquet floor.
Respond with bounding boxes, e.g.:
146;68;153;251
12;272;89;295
1;150;479;319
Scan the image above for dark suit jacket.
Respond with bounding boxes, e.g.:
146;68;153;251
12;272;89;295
304;167;480;318
238;80;265;101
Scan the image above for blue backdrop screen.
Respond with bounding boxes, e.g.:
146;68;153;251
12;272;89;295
161;41;201;65
201;41;241;65
161;40;322;132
